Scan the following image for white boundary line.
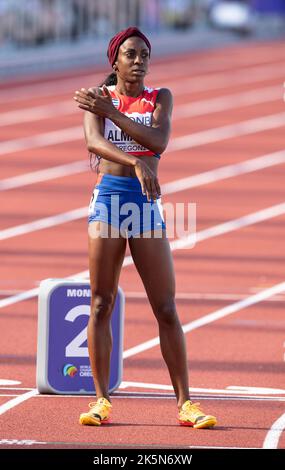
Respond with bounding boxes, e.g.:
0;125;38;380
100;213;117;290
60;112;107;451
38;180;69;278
0;272;284;419
1;394;285;402
0;389;38;417
1;201;285;309
0;83;281;127
0;50;284;441
0;208;87;241
0;161;88;190
122;281;285;358
1;144;285;195
119;382;285;396
124;291;285;302
1;149;285;239
1;109;284;157
168;63;285;95
1;54;284;105
263;414;285;449
168;112;285;152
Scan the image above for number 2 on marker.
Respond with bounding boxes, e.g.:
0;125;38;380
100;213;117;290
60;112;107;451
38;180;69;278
65;305;90;357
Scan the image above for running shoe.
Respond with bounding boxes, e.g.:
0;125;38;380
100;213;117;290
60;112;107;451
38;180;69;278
178;400;217;428
79;397;112;426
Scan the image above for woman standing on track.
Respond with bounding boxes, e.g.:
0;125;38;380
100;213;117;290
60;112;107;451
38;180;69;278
74;26;217;429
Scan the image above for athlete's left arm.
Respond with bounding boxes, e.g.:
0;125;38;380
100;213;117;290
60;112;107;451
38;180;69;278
110;88;173;155
75;86;173;155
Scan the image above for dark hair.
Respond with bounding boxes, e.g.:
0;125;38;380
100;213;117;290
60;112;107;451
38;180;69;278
90;72;118;173
100;72;117;86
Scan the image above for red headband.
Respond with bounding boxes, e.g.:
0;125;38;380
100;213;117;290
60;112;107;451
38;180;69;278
107;26;151;66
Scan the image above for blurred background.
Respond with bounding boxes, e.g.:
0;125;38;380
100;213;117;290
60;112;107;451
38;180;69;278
0;0;284;79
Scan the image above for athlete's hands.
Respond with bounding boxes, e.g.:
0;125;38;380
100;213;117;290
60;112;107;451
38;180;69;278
134;160;161;202
73;86;116;118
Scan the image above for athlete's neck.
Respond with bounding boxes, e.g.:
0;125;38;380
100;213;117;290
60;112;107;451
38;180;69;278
115;79;144;98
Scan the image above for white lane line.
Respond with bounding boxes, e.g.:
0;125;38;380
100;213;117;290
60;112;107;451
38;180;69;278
0;208;86;241
162;150;285;195
0;101;75;126
1;137;284;195
0;439;46;446
0;126;83;156
0;380;21;386
0;161;88;190
1;167;285;241
2;289;285;303
169;63;284;95
120;381;285;396
123;280;285;359
4;190;284;249
125;291;285;302
2;149;285;238
0;99;284;162
171;202;285;249
1;110;284;157
1;147;285;196
1;53;284;104
228;386;285;395
0;83;281;127
0;72;104;104
0;388;33;391
168;112;285;152
263;413;285;449
0;389;38;417
0;439;258;449
0;287;39;309
0;395;19;397
174;85;282;119
1;394;283;402
1;201;285;310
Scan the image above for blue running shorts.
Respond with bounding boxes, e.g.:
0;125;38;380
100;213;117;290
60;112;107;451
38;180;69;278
88;173;166;238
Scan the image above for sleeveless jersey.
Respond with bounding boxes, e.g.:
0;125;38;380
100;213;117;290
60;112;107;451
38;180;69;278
104;85;160;156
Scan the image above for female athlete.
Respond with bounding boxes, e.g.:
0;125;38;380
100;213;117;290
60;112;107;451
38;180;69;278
74;26;217;429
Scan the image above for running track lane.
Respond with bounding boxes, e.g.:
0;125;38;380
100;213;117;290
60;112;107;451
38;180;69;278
0;40;285;449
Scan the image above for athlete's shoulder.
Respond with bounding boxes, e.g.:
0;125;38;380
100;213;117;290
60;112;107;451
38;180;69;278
157;88;173;99
155;88;173;110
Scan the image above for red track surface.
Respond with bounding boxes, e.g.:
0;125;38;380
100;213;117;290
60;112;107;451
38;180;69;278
1;40;285;450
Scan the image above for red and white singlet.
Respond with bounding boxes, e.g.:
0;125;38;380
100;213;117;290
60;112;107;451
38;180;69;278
104;85;160;156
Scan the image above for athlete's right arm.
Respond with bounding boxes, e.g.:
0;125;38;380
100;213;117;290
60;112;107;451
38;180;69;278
83;110;160;201
83;110;136;167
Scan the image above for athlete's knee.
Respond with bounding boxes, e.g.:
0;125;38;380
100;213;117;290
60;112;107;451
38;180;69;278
90;291;115;323
153;298;177;327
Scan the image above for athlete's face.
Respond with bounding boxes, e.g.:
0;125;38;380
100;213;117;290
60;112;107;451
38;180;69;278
114;36;150;82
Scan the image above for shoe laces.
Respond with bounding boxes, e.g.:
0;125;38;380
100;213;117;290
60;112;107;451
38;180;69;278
181;401;205;419
88;398;111;412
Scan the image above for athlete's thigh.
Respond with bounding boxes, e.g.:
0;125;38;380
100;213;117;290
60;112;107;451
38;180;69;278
89;221;127;294
128;231;175;306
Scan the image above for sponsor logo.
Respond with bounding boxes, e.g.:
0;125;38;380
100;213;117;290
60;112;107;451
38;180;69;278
62;364;78;377
66;289;91;297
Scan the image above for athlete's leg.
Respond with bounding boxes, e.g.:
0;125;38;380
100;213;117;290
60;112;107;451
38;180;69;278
88;221;126;401
128;231;190;408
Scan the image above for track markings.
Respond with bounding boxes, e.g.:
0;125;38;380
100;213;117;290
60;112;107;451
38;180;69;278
1;143;285;195
0;380;21;386
0;439;45;446
123;280;285;359
1;52;284;104
0;389;38;417
0;83;281;127
263;413;285;448
1;107;285;156
1;202;285;309
119;381;285;397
